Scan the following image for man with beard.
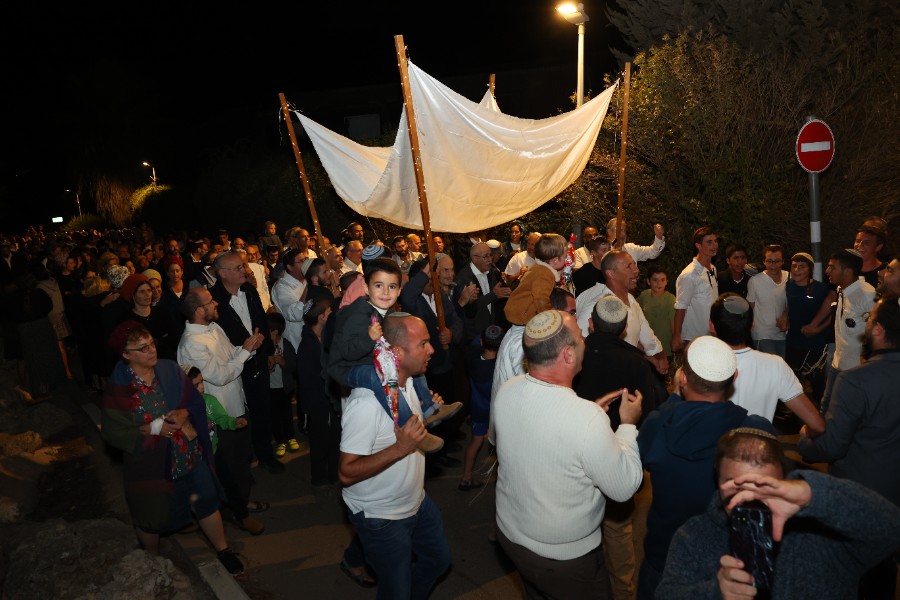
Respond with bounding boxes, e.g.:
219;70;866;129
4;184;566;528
798;294;900;599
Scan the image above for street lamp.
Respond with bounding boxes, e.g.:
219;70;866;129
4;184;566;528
66;189;83;216
142;161;158;186
556;2;589;108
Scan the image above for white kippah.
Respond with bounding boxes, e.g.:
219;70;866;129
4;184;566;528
525;310;564;340
486;239;501;250
594;294;628;323
686;336;737;382
301;257;316;276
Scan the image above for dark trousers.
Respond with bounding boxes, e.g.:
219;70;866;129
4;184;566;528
497;528;612;600
308;396;340;485
214;428;253;520
270;387;293;444
243;369;276;463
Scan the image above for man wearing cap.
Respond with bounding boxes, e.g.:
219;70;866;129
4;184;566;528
493;309;644;599
486;239;506;272
341;240;364;275
210;251;282;474
710;292;825;434
747;244;789;357
574;295;667;600
855;221;888;288
635;336;774;600
672;227;719;353
822;249;877;413
270;249;308;352
575;250;669;376
798;293;900;599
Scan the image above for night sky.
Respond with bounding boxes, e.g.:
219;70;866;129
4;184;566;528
1;1;621;228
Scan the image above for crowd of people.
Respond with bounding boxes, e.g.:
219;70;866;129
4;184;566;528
0;214;897;596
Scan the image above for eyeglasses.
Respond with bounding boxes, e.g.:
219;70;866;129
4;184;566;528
201;298;216;307
125;339;157;353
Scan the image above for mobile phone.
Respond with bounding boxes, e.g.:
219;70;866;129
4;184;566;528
729;500;775;593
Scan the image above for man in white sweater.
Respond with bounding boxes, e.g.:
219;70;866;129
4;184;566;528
493;309;644;599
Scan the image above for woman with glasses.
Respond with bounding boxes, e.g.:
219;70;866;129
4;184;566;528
100;320;244;575
785;252;836;403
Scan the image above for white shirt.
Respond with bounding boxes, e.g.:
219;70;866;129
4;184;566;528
341;257;363;275
470;262;492;313
747;270;788;341
177;322;252;417
575;283;663;356
731;347;803;422
340;380;425;519
494;374;642;560
247;262;272;312
228;289;253;334
833;278;876;370
675;258;718;341
504;251;535;277
622;236;665;262
573;246;591;269
489;325;526;445
271;271;308;352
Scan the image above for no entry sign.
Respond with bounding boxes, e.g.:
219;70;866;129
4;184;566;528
796;119;835;173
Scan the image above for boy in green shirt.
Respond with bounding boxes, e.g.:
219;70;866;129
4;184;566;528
181;364;248;454
637;266;676;365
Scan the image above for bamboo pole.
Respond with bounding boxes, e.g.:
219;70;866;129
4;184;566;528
489;73;496;97
614;62;632;247
394;35;447;340
278;93;327;249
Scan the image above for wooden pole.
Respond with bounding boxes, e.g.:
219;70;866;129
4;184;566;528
394;35;447;340
614;62;632;247
278;93;327;249
489;73;496;97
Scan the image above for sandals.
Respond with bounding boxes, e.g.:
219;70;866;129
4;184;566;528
458;479;485;491
247;500;270;513
340;559;376;588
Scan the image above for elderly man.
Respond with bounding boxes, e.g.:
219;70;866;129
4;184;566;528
177;287;267;535
606;217;665;263
575;250;669;375
339;313;451;599
454;241;511;343
270;249;308;352
341;240;364;275
493;309;644;599
210;251;282;474
798;294;900;598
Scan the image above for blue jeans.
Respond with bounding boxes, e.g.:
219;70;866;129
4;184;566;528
345;365;436;426
348;494;451;600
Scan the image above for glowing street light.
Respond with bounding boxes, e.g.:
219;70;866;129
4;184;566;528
142;161;158;186
556;2;589;108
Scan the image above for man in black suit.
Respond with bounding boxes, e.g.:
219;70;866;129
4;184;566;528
453;242;511;343
210;251;284;473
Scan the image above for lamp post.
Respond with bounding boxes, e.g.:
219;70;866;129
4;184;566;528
142;161;158;186
556;2;589;108
66;189;83;217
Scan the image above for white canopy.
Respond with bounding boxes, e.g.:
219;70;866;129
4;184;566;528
295;61;617;233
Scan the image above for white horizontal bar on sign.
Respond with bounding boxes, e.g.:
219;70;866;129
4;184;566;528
800;141;831;152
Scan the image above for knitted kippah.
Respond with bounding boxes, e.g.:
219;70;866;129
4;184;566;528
180;363;194;375
686;336;737;382
525;310;564;341
722;294;750;315
791;252;814;265
483;324;504;343
594;294;628;323
846;248;862;258
141;268;162;282
107;265;131;289
727;427;778;441
362;244;385;261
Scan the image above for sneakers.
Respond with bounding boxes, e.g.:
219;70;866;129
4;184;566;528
274;443;287;457
235;515;266;536
217;547;244;575
287;438;300;452
425;402;463;428
417;433;444;454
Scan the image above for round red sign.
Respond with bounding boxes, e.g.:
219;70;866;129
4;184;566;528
796;119;835;173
